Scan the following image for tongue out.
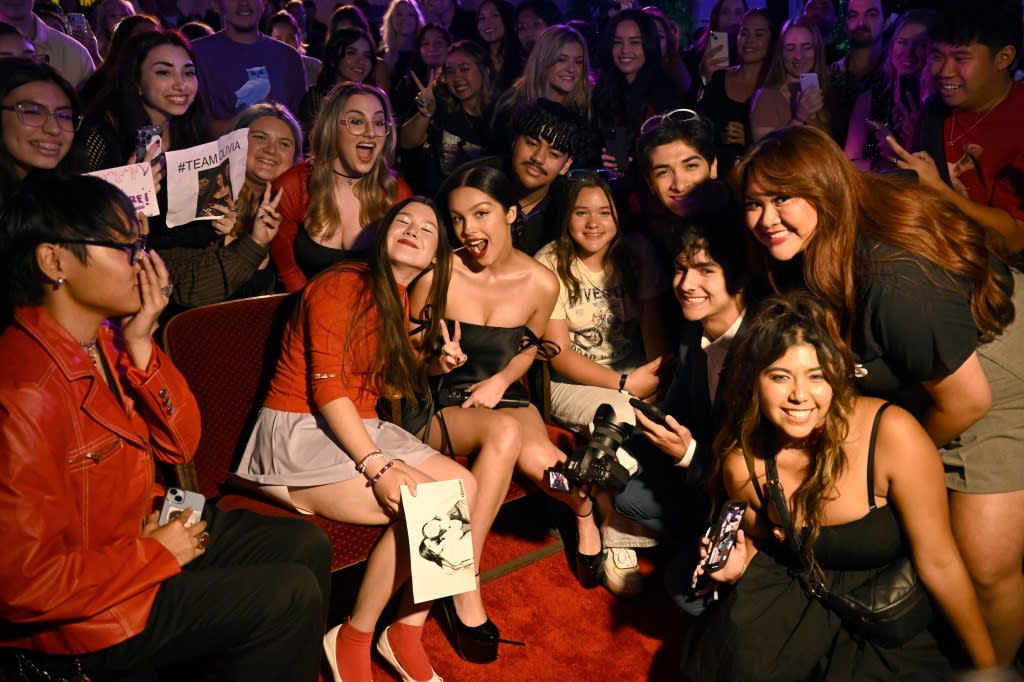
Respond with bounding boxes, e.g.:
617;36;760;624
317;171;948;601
466;239;488;259
356;144;375;163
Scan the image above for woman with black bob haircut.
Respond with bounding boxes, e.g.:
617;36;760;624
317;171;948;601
681;292;997;678
0;174;332;681
593;8;688;173
0;59;83;208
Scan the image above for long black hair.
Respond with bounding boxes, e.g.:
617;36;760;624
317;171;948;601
593;9;665;132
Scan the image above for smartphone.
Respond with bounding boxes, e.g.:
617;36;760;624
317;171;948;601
865;118;894;141
701;499;747;572
158;487;205;527
136;124;163;162
799;72;819;91
709;30;729;65
66;12;89;34
603;126;630;173
628;397;669;428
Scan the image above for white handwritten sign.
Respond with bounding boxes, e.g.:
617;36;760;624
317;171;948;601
164;128;249;228
85;162;159;217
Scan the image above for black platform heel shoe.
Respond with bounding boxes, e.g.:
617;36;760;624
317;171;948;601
575;503;605;589
434;596;499;663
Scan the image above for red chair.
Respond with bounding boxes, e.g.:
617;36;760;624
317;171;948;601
162;293;385;572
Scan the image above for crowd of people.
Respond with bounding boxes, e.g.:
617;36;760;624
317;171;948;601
1;0;1023;680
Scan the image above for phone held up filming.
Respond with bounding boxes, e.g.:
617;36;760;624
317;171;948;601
799;72;819;92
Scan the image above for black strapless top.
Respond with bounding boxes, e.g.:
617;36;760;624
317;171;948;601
294;226;364;281
429;320;540;402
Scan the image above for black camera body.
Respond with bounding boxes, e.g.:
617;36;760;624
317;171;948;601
546;403;631;494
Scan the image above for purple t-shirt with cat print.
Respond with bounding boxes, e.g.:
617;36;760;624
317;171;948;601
192;32;307;121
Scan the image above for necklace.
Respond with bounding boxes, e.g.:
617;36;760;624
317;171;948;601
80;338;99;366
948;84;1012;147
332;168;363;185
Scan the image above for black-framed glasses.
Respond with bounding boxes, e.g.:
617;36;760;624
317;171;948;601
567;168;620;183
1;101;82;132
63;236;147;265
338;116;391;137
639;108;700;136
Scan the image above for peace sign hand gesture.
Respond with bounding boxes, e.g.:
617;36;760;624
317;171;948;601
411;68;439;118
436;320;467;373
251;185;284;246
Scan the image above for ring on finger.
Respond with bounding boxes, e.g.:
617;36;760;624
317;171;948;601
160;283;175;298
196;531;211;550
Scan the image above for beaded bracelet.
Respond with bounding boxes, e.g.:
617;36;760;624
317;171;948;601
366;460;395;487
355;448;384;475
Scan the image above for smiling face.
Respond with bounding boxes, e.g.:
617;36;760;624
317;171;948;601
781;25;816;79
511;134;572;193
338;37;374;82
544;40;585;100
386;201;440;282
245;115;296;184
419;28;450;68
2;81;75;176
646;140;716;217
516;8;547;53
334;92;388;175
673;247;743;335
929;41;1015;113
271;22;301;50
737;13;771;64
214;0;263;34
758;342;833;443
448;185;516;264
612;19;645;82
138;44;198;124
889;22;929;77
744;181;818;261
476;1;504;44
445;51;484;105
568;186;617;260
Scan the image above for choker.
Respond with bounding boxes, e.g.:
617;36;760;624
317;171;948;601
332;168;363;185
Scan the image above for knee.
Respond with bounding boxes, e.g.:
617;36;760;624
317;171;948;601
262;564;325;626
961;549;1022;593
283;521;333;580
492;415;523;459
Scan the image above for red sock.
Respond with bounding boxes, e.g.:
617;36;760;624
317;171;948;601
336;619;374;682
387;622;434;681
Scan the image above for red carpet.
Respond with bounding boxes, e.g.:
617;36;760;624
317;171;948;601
346;496;691;682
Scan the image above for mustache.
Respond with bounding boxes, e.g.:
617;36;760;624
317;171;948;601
521;162;547;176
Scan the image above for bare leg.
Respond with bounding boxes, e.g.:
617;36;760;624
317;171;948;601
949;489;1024;664
503;406;601;556
423;408;522;626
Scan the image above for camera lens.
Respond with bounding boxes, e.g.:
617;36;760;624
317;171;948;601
174;494;184;503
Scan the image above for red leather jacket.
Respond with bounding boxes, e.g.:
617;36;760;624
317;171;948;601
0;306;201;654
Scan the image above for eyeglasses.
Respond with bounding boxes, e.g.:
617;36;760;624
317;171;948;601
2;101;82;132
567;168;620;183
639;108;700;136
338;116;391;137
63;236;148;266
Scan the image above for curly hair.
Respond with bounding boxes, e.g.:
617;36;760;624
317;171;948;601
711;291;855;560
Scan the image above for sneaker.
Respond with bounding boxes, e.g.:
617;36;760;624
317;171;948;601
603;547;643;597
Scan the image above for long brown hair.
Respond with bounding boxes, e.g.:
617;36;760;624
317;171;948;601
711;292;855;559
551;176;637;307
731;126;1014;344
305;82;399;240
761;17;830;133
300;197;451;402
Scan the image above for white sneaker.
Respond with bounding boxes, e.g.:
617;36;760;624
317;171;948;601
603;547;643;597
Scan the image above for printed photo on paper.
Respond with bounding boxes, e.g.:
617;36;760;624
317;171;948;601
164;128;248;227
401;479;476;604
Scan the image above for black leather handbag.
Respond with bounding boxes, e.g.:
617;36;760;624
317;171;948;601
763;403;932;648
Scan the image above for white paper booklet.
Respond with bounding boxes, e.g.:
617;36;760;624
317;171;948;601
401;479;476;604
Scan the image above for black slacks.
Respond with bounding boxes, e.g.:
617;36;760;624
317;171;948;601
8;507;332;682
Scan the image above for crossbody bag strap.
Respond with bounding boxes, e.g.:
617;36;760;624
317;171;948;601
743;449;769;509
764;455;830;596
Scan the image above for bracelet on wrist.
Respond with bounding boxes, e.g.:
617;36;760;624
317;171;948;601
367;459;396;487
355;448;384;475
618;373;629;395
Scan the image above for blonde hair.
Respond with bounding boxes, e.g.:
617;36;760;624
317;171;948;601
381;0;424;68
502;25;591;119
306;82;399;239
